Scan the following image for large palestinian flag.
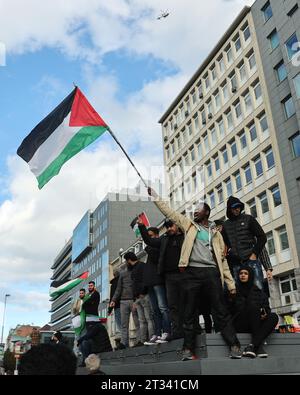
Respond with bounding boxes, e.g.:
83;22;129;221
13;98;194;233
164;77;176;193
17;87;108;189
50;271;89;299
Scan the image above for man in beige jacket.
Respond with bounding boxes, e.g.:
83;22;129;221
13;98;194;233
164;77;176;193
148;188;242;360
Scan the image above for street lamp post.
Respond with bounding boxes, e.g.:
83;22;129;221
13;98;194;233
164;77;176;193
1;294;11;345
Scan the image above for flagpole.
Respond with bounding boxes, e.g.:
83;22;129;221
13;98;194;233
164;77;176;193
107;127;148;189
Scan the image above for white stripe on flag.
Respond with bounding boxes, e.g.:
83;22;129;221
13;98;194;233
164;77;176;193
28;114;81;177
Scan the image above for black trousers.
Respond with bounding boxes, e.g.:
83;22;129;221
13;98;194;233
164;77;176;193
165;271;185;338
233;306;278;348
182;267;239;352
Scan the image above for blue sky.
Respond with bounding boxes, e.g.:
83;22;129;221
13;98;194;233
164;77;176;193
0;0;251;339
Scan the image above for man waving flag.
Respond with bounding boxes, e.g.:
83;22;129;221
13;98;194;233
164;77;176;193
17;87;108;189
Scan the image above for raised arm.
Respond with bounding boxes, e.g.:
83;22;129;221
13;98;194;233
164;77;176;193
147;187;192;232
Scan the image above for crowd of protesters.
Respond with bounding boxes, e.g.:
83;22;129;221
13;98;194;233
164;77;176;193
108;189;278;361
17;190;279;374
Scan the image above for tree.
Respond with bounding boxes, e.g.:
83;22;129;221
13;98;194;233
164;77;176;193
3;349;16;373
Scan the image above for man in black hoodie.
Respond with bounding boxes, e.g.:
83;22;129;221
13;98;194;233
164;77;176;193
223;196;272;290
137;219;171;345
138;218;184;342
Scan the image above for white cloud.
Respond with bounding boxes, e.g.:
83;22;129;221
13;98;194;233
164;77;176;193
0;0;254;71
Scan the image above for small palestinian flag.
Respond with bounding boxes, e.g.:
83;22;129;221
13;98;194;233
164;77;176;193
130;212;150;237
50;271;89;299
17;87;108;189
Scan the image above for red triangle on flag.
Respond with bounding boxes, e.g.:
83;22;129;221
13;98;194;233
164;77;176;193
69;88;107;127
139;212;150;227
78;271;89;280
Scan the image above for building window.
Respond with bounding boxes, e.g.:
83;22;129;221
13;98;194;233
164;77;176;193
290;132;300;157
283;95;296;119
209;191;216;209
293;74;300;98
244;92;252;112
268;30;279;50
214;92;221;111
266;231;275;255
254;82;262;102
217;185;223;203
214;155;220;172
205;75;210;91
249;123;257;142
234;171;242;191
204;134;209;152
190;148;195;163
211;67;217;82
207;162;212;178
226;45;233;64
244;164;252;184
235;101;242;119
239;132;247;149
280;273;297;294
259;192;269;214
230;140;237;158
278;226;289;251
287;4;299;17
222;84;229;102
248;199;257;218
218;118;225;137
262;1;273;22
275;61;287;83
265;147;275;169
197;142;203;160
219;57;225;74
248;52;256;70
270;184;282;207
254;156;263;177
259;114;269;133
211;128;217;146
243;24;251;42
234;35;242;53
286;33;300;60
227;111;233;130
239;63;247;83
226;178;232;197
222;147;228;164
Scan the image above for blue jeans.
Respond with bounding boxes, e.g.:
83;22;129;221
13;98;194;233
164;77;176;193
148;285;171;336
114;307;121;332
233;260;264;290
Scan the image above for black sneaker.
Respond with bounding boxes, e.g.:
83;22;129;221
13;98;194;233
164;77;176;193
243;344;256;358
133;341;144;348
229;345;243;359
181;349;197;361
256;345;268;358
115;342;126;350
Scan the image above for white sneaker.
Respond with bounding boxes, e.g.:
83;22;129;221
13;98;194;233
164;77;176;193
155;333;169;344
144;335;159;346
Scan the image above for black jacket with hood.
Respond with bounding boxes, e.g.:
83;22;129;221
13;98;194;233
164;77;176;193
138;224;183;276
223;196;267;263
229;266;271;318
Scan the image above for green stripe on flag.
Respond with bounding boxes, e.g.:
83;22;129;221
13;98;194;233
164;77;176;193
50;277;83;298
37;125;108;189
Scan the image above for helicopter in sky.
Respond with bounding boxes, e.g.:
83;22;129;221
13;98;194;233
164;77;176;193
157;10;170;20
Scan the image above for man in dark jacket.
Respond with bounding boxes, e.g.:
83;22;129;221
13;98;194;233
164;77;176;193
223;196;272;290
78;321;112;366
138;218;184;341
108;270;121;332
83;281;100;323
137;220;171;345
110;261;140;349
124;252;155;345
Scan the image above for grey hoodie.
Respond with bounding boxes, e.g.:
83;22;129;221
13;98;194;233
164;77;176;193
112;267;134;302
